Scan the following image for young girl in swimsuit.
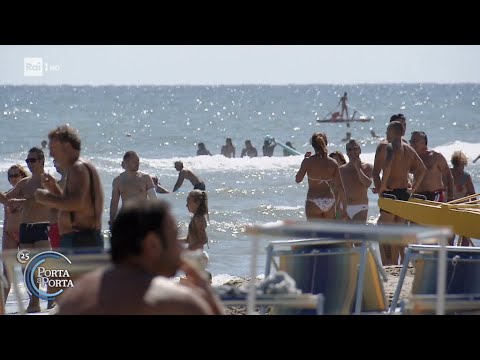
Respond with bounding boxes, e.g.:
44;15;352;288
296;132;348;220
179;190;210;269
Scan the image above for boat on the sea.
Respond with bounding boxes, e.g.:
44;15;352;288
317;114;372;123
378;193;480;238
317;104;373;124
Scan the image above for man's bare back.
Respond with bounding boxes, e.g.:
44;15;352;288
56;267;215;315
56;160;104;234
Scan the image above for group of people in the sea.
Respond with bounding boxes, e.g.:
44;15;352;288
295;113;477;266
197;137;297;157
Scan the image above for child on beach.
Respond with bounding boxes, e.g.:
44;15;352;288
179;190;210;280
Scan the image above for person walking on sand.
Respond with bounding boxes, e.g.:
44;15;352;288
295;132;348;221
372;121;426;265
340;140;373;223
172;161;205;192
409;131;454;203
54;199;224;315
109;151;157;226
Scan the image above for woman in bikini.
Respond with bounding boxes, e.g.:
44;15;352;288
1;164;28;306
450;151;476;246
296;132;348;220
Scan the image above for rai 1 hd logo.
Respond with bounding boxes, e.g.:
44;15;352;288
23;57;60;77
18;250;74;301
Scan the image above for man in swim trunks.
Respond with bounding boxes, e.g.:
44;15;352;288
373;121;426;265
172;161;206;192
409;131;454;203
340;140;373;223
0;147;52;313
35;125;104;252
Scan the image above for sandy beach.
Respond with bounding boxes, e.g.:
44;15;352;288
4;265;414;315
223;265;415;315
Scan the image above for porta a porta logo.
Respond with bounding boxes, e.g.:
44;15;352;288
21;250;74;301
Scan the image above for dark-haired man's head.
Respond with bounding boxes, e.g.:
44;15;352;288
47;125;82;167
386;121;404;142
110;199;181;277
174;161;183;171
409;131;428;153
26;147;45;172
389;114;406;136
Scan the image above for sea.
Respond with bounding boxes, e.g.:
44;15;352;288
0;84;479;289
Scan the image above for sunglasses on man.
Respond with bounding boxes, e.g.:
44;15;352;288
25;158;38;164
8;173;20;178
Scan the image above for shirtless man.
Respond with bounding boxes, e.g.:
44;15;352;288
48;160;66;250
172;161;205;192
55;199;224;315
340;140;373;223
109;151;156;225
0;147;52;312
35;125;104;250
409;131;453;203
373;121;426;265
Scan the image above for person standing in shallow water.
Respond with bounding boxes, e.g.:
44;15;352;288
172;161;206;192
179;190;210;270
196;143;212;156
284;142;296;156
109;151;157;226
221;138;235;158
241;140;257;158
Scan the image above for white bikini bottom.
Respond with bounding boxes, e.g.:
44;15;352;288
307;198;336;212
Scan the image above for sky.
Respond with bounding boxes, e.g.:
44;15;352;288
1;45;480;85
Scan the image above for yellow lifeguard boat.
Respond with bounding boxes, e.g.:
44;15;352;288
378;193;480;239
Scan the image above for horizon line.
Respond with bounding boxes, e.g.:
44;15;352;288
2;82;480;87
